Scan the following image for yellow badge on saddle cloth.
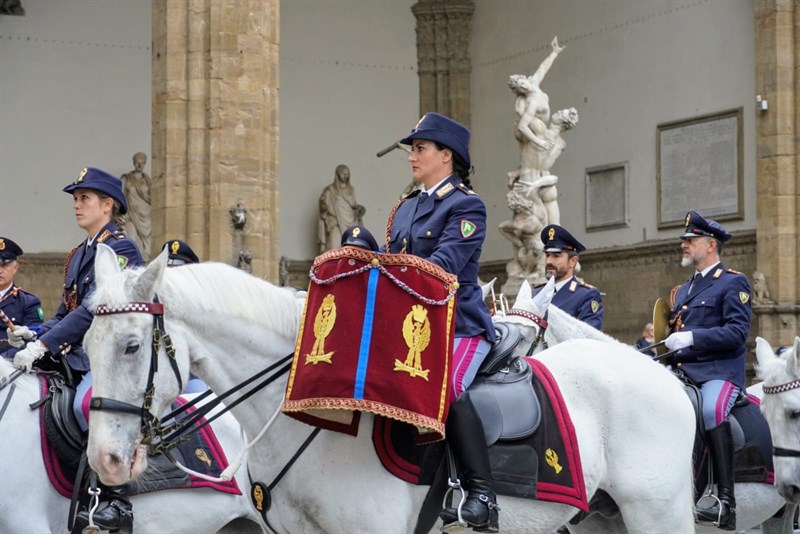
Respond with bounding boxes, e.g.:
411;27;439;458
306;293;337;365
460;220;476;238
394;304;432;380
739;292;750;304
545;448;563;474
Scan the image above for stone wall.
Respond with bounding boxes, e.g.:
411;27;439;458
14;253;68;317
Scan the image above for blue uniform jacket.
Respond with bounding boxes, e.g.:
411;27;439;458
39;221;142;371
0;284;44;338
669;263;752;389
532;276;603;330
386;176;495;343
0;285;44;359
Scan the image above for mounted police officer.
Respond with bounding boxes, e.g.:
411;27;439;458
10;167;143;532
664;211;751;530
385;112;499;531
1;237;44;357
532;224;603;329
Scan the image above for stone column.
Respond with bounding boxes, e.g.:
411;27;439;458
753;0;799;345
151;0;280;280
411;0;474;127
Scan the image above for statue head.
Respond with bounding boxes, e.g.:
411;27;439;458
552;108;579;130
508;74;534;96
133;152;147;171
335;164;350;184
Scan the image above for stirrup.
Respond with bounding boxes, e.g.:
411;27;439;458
440;476;468;533
695;492;734;528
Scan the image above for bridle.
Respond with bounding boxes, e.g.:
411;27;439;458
762;378;800;458
504;308;549;356
90;296;183;445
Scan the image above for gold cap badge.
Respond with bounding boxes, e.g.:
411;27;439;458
77;168;88;182
548;227;556;241
0;239;4;251
171;241;180;255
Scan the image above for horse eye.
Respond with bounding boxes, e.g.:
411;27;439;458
789;410;800;420
125;343;140;355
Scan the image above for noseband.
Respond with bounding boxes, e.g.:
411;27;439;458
762;378;800;458
504;308;549;356
90;296;183;444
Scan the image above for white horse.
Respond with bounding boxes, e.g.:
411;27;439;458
755;336;800;504
81;245;698;534
0;357;263;534
500;279;794;533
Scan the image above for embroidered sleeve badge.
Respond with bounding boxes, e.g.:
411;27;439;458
460;220;477;238
118;256;129;269
739;291;750;304
590;300;600;314
37;306;44;321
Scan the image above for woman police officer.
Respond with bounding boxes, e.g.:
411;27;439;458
11;167;143;532
387;112;499;531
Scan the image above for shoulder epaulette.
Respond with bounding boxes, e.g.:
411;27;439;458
97;229;126;243
457;183;478;195
726;268;741;275
580;281;595;289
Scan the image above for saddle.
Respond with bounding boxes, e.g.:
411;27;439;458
374;323;587;508
678;374;774;487
35;375;242;499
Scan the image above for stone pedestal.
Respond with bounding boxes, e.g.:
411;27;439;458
151;0;280;280
754;0;800;346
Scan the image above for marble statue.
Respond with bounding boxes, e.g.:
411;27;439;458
752;271;773;305
318;164;366;253
120;152;152;260
500;37;578;296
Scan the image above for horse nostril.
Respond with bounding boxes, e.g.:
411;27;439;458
106;452;123;468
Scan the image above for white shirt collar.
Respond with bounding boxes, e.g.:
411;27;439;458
421;175;452;196
553;276;572;293
86;229;103;248
696;261;721;279
0;284;13;299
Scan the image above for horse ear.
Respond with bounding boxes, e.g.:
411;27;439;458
512;279;533;309
754;337;776;379
530;277;555;314
95;244;122;288
480;277;497;301
131;247;168;301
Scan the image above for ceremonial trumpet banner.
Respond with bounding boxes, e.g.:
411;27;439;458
283;247;458;442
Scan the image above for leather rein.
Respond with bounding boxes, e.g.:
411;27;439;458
504;308;549;356
90;297;293;454
762;378;800;458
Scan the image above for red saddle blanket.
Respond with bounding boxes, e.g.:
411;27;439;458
39;377;241;498
283;247;458;441
373;357;588;512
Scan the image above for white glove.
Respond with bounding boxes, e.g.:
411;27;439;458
6;325;37;348
13;340;47;373
665;331;694;351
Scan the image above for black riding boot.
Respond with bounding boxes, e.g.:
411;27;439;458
696;421;736;530
440;394;499;533
76;484;134;533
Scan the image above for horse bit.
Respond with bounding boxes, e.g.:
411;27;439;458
762;378;800;458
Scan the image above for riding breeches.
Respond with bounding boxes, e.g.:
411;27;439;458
450;336;491;403
699;379;740;430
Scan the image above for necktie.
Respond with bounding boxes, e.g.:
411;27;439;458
688;273;701;295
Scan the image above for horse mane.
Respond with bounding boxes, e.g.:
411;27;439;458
546;304;621;344
88;262;304;341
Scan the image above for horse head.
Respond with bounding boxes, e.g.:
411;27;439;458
84;245;187;486
495;278;555;356
755;335;800;503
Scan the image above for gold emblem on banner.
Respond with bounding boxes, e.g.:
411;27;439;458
545;448;563;474
194;448;212;467
394;304;431;380
306;293;337;365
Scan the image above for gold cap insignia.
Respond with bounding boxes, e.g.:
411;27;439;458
548;227;555;241
0;239;4;251
413;115;427;130
352;227;361;238
171;241;180;255
684;212;691;227
77;168;88;182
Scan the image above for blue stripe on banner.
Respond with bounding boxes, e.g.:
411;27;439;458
354;267;379;399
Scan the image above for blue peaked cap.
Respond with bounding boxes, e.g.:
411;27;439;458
0;237;23;263
400;112;471;168
680;211;732;243
63;167;128;214
541;224;586;253
341;225;380;251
